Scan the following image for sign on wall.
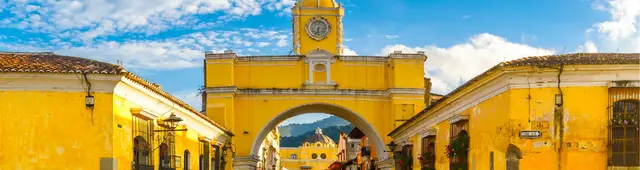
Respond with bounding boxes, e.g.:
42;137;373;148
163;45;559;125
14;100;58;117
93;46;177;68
519;130;542;139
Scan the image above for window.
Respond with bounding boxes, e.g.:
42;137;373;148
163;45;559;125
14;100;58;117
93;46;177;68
312;153;318;159
213;145;221;170
609;87;640;167
158;128;176;169
200;141;210;170
290;154;297;159
421;136;436;170
321;153;327;159
313;64;327;72
133;117;154;170
506;144;522;170
449;120;469;170
184;150;190;170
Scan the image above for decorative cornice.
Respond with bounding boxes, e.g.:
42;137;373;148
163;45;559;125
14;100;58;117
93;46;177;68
420;128;437;138
389;52;428;61
205;88;426;97
205;51;237;59
449;114;469;124
337;56;388;62
206;86;238;94
237;56;302;61
609;80;640;88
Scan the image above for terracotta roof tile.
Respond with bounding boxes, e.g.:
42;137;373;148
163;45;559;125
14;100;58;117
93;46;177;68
0;52;125;74
389;53;640;136
0;52;233;136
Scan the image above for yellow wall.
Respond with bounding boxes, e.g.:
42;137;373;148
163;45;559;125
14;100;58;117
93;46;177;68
0;87;223;169
281;145;337;170
205;55;427;162
407;86;612;170
112;94;209;170
0;91;114;169
223;59;407;90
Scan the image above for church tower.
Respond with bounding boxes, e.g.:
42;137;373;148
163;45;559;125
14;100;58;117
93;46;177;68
292;0;344;55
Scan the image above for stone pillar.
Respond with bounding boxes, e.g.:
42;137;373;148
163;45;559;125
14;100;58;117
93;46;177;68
233;155;260;170
376;158;395;170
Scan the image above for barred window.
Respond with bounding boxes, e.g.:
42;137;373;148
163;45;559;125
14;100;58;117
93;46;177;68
133;117;154;169
421;136;436;170
200;141;210;170
449;120;469;169
609;87;640;167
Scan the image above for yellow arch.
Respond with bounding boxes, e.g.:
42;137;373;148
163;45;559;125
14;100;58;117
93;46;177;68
250;102;388;160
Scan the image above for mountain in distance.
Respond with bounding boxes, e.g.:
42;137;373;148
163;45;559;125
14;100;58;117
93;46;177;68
278;115;350;137
280;124;354;147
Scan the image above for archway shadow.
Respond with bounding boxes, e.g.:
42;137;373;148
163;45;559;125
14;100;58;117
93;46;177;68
250;102;389;160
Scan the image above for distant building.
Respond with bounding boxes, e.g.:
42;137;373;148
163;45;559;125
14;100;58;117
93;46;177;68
281;128;338;170
258;128;281;170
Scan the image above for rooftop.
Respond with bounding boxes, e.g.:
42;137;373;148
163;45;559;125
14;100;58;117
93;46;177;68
0;52;233;136
389;53;640;136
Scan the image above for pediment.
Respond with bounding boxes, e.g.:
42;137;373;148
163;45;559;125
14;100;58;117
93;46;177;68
305;50;334;59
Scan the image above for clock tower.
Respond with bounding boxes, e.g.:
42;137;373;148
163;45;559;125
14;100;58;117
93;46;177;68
292;0;344;55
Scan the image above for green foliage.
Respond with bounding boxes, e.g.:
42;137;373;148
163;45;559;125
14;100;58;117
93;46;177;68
278;116;351;137
279;124;354;147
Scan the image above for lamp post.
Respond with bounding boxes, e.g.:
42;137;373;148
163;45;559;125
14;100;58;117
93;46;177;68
385;141;397;152
154;113;188;132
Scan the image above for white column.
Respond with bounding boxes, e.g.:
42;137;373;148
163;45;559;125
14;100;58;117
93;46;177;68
326;61;331;84
233;156;260;170
308;60;314;84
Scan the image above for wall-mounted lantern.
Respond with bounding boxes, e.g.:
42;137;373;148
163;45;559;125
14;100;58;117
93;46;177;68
555;94;563;106
85;95;95;108
154;113;188;132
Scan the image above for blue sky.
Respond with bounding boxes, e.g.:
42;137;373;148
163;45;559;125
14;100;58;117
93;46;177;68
1;0;638;124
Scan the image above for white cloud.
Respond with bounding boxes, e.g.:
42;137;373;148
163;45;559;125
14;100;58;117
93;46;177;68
380;33;556;94
384;35;399;39
462;15;470;19
173;89;203;112
1;0;296;41
586;0;640;52
257;42;270;47
576;41;598;53
1;28;291;70
276;39;288;47
342;46;357;55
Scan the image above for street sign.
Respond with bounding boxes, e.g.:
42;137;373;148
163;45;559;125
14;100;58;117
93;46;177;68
519;130;542;139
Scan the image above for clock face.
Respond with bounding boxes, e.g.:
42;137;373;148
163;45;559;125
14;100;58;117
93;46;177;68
309;20;329;37
305;16;332;41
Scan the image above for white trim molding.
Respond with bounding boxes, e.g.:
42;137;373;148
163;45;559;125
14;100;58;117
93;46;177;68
116;77;230;141
420;129;437;138
205;88;425;97
392;65;640;141
449;114;469;124
0;73;120;92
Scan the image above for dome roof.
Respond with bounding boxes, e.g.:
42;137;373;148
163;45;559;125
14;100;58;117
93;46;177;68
298;0;338;8
303;127;335;145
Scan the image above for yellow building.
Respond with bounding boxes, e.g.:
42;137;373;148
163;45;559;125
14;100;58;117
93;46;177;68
389;53;640;170
281;128;338;170
0;52;233;170
258;128;281;170
204;0;428;170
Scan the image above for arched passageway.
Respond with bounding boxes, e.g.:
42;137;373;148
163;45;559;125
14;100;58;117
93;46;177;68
250;103;388;160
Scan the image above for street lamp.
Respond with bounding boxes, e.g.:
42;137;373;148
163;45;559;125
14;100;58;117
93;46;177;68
385;141;397;152
155;113;188;132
